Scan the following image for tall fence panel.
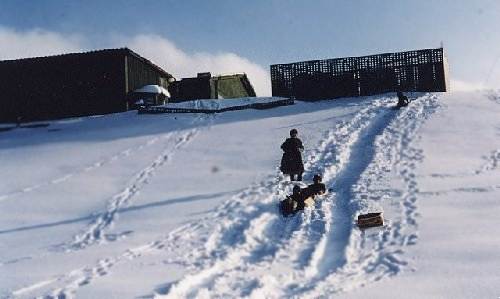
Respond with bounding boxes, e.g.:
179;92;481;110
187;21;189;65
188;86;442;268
270;48;448;99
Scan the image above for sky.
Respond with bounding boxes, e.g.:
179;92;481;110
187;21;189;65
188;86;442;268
0;0;499;95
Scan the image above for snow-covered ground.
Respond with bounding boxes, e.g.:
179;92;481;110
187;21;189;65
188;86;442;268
164;97;286;110
1;91;499;298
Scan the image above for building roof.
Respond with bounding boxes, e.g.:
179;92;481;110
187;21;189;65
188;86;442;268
0;47;174;79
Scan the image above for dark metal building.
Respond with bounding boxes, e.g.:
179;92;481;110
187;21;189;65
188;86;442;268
0;48;173;123
169;72;256;102
271;48;449;100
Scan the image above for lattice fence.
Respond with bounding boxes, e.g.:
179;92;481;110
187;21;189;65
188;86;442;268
270;48;448;99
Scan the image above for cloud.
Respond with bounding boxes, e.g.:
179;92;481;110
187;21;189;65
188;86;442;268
450;79;487;92
0;27;83;60
0;27;271;96
122;34;270;96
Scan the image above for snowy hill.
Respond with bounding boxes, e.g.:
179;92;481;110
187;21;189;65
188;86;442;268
1;92;499;298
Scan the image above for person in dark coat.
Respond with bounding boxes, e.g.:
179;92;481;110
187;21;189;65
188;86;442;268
280;185;304;216
303;174;327;200
280;129;304;181
396;91;409;108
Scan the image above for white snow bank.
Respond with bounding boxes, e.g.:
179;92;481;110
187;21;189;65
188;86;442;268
164;97;287;110
133;85;170;97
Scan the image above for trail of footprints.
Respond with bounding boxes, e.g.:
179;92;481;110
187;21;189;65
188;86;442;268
159;98;395;298
0;134;172;203
13;98;445;298
32;99;386;298
68;129;199;251
289;95;437;297
9;117;211;298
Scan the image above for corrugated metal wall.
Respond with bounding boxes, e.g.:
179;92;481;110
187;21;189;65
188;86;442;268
0;49;172;123
0;50;126;122
126;54;169;93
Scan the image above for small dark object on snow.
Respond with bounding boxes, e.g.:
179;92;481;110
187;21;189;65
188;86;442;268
303;174;327;198
279;197;295;217
357;212;384;228
280;185;302;216
396;91;409;108
301;174;327;208
280;129;304;181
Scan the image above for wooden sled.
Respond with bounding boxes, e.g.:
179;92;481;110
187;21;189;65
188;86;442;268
303;188;328;208
280;196;315;217
357;212;384;228
304;196;315;208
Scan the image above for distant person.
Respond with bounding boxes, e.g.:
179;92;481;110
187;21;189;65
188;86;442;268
280;129;304;181
396;91;409;108
303;174;327;200
280;185;303;216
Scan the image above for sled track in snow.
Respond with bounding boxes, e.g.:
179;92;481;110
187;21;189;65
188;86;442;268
303;94;440;297
24;98;389;299
151;97;391;298
14;95;441;298
154;94;440;298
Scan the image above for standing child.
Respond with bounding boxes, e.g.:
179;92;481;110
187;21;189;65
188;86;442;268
280;129;304;181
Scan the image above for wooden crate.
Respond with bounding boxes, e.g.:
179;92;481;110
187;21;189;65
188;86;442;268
357;212;384;228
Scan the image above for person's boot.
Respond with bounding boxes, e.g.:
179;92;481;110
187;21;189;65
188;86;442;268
297;173;303;181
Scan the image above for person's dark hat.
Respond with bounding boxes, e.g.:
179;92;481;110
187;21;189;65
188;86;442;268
290;129;298;137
